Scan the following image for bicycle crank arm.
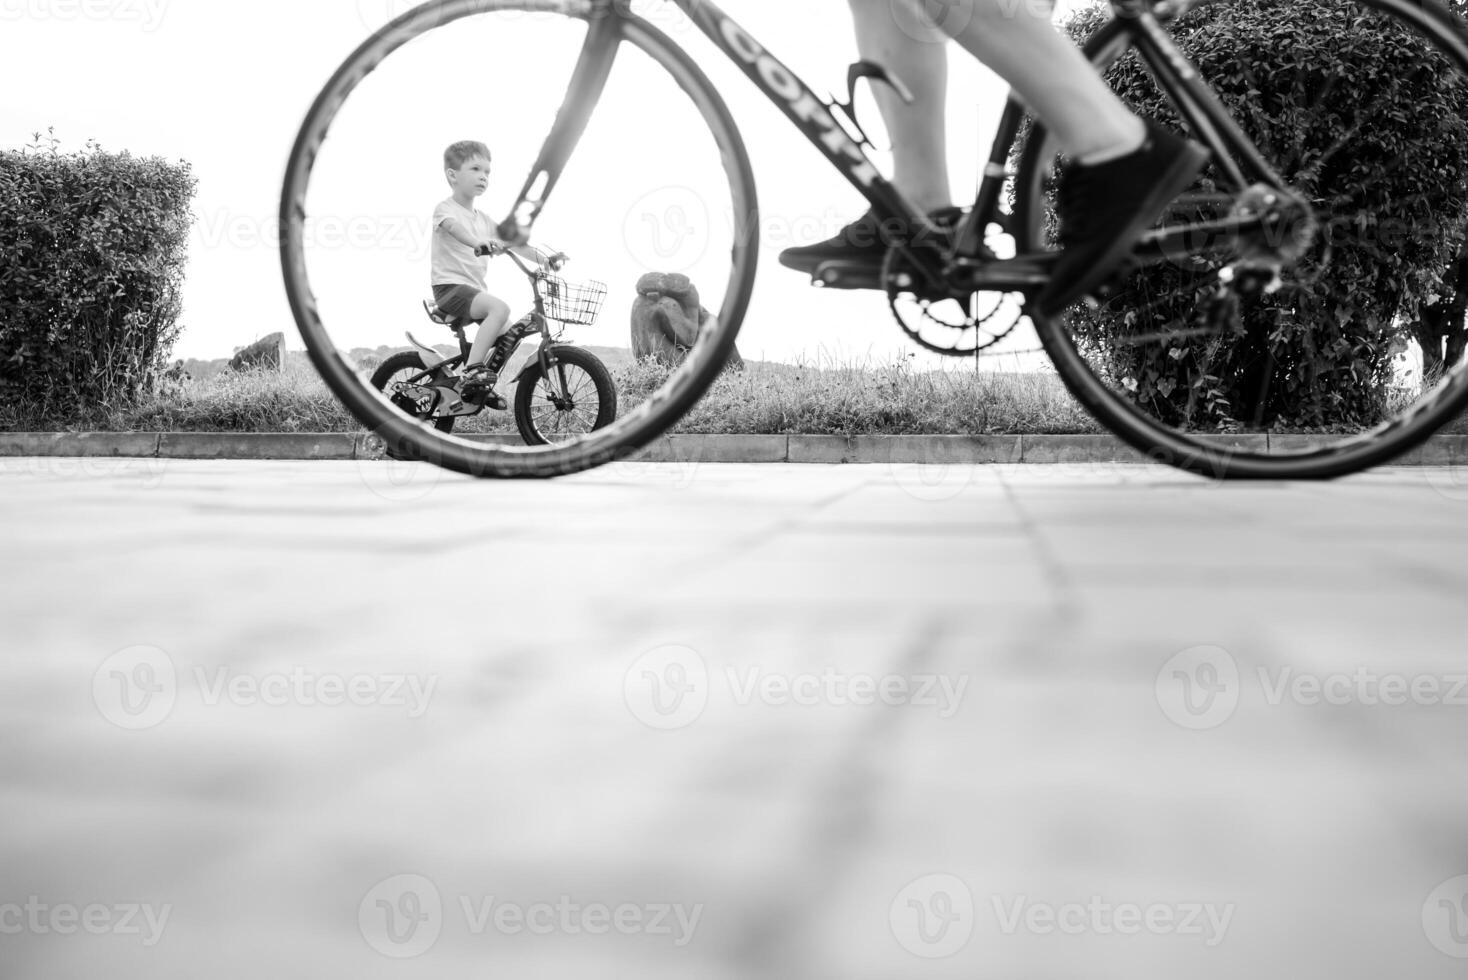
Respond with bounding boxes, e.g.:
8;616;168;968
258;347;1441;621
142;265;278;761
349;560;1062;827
947;255;1055;294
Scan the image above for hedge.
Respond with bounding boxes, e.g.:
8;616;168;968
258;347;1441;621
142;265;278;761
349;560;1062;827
1;131;196;424
1058;0;1468;431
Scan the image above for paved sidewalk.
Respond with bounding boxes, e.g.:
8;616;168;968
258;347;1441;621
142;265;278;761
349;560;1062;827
4;459;1468;979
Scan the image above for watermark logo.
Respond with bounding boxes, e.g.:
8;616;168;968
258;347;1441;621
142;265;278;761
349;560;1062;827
1423;875;1468;958
888;441;976;502
356;430;449;503
360;875;444;959
92;648;439;730
890;0;975;43
992;895;1234;947
0;455;168;488
624;645;710;730
0;0;169;31
358;875;703;957
1424;460;1468;504
93;646;178;731
623;186;712;273
1158;647;1468;731
726;667;968;718
0;898;171;947
890;874;974;958
1156;645;1241;731
458;895;702;945
623;648;970;730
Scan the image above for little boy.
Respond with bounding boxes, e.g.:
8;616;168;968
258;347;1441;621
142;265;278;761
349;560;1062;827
430;140;541;409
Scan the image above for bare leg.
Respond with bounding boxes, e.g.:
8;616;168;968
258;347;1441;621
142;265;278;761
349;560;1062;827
465;294;511;369
908;0;1146;162
848;0;953;212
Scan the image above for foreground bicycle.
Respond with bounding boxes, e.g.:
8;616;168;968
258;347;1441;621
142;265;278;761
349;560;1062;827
282;0;1468;479
370;246;616;446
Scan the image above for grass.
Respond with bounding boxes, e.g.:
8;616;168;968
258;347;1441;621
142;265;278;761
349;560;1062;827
0;351;1103;435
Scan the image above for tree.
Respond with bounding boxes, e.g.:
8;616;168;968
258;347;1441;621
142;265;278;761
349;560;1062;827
1056;0;1468;430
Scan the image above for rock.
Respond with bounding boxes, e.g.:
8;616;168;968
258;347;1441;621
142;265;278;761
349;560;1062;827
229;332;284;372
631;273;743;370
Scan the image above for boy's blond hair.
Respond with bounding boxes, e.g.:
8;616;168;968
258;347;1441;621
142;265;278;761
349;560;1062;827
444;140;491;171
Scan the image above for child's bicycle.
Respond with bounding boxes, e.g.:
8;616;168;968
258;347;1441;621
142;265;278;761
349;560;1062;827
284;0;1468;479
370;247;616;447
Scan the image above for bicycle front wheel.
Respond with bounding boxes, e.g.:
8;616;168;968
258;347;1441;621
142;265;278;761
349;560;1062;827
281;0;758;478
1016;0;1468;479
514;345;617;445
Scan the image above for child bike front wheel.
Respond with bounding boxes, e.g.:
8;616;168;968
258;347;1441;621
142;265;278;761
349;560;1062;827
513;345;617;446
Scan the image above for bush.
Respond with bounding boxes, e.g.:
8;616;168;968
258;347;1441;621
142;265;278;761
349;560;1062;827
1059;0;1468;430
0;130;196;425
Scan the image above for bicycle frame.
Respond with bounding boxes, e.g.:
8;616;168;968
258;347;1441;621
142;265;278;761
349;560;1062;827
501;0;1298;296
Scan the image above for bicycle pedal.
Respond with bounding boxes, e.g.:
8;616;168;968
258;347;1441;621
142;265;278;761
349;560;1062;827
810;260;884;291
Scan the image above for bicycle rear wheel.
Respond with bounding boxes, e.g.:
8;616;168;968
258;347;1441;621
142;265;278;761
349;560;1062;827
281;0;758;478
1016;0;1468;479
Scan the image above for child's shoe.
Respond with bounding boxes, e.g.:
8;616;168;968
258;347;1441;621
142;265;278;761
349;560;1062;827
460;364;506;411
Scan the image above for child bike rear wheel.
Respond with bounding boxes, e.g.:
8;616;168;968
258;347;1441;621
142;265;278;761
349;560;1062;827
370;351;456;435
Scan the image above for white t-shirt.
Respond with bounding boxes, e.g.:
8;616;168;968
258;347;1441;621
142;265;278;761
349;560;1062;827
431;198;497;290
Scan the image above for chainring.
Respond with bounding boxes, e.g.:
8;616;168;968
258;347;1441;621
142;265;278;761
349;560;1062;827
882;246;1024;357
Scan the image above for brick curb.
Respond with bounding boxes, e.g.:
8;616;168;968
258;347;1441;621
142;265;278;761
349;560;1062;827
1;432;1465;464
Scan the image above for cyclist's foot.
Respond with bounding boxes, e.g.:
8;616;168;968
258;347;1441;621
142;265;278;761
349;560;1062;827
460;365;506;411
1035;121;1209;317
777;206;973;279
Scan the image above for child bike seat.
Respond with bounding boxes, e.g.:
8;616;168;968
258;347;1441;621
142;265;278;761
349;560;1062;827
423;300;472;331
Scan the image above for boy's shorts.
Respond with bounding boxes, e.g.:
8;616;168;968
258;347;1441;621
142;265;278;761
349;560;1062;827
432;284;481;323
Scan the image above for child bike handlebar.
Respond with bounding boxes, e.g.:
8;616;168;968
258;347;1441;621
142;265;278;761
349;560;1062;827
475;242;569;274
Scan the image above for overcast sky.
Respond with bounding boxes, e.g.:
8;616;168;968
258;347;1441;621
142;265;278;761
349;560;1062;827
2;0;1088;367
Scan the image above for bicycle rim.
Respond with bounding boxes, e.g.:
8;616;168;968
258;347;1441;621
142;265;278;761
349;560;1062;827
281;0;758;478
1017;0;1468;479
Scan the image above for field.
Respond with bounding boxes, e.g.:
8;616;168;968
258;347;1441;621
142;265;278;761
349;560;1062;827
5;347;1102;436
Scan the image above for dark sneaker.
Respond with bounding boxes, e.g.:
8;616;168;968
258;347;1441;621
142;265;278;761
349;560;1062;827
777;206;971;276
1036;121;1209;317
460;365;506;411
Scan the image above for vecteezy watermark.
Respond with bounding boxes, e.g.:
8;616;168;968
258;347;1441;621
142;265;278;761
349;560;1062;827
890;874;975;959
624;646;971;730
622;186;713;273
1156;645;1468;731
92;645;178;731
359;874;703;960
1155;645;1242;731
0;897;171;948
0;454;168;489
1255;666;1468;708
890;0;975;43
991;895;1235;948
356;0;695;34
194;210;433;259
624;645;711;730
0;0;168;30
1423;875;1468;959
725;667;969;717
93;646;438;730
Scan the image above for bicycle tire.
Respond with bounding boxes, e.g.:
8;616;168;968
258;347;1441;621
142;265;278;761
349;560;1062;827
281;0;758;478
370;351;456;434
514;345;617;445
1015;0;1468;479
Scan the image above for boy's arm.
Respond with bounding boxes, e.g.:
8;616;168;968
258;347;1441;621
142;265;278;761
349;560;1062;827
437;215;489;250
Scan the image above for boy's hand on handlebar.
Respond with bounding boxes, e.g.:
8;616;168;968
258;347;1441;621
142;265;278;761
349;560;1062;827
474;241;506;257
546;252;569;272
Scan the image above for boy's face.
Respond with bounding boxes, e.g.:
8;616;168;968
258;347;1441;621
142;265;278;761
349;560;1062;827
447;154;491;197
